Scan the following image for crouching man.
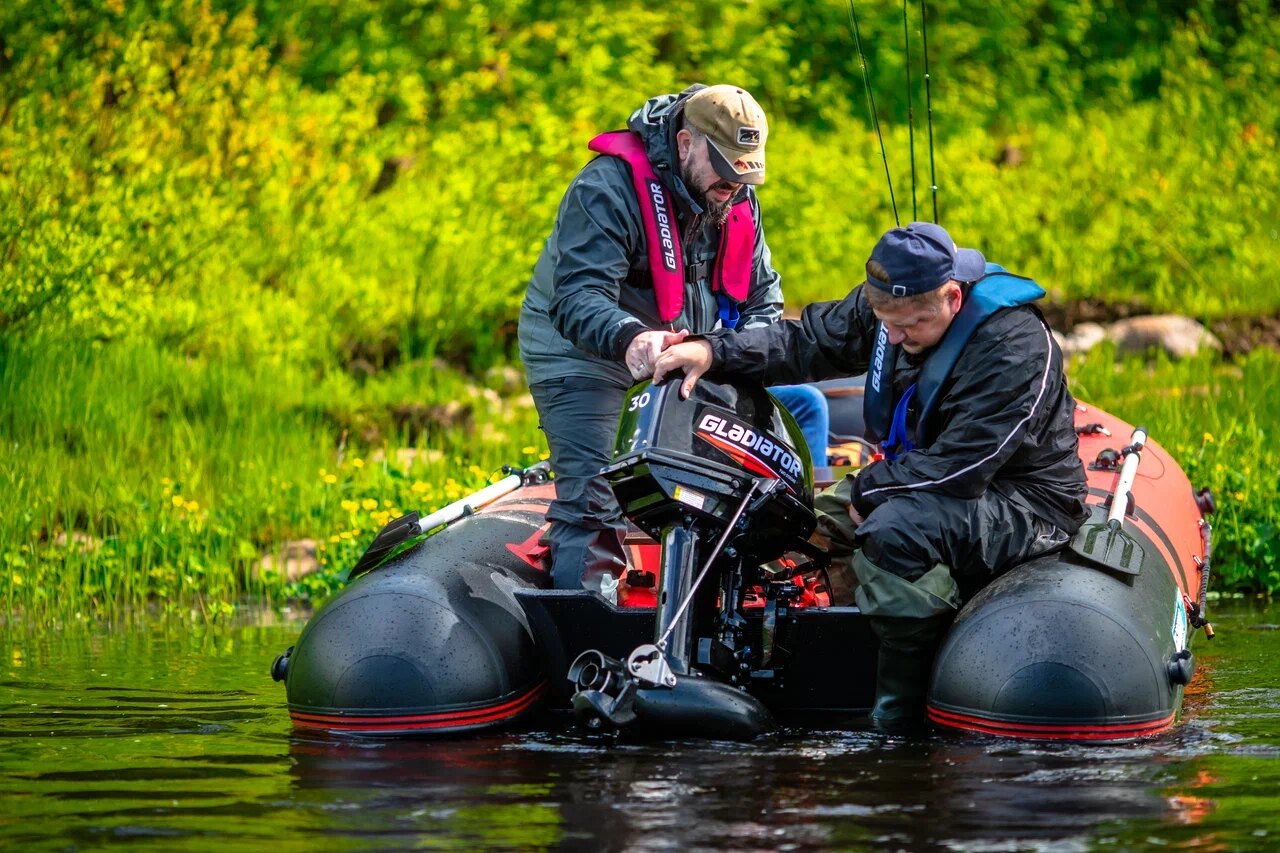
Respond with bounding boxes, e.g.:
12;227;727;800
650;222;1089;731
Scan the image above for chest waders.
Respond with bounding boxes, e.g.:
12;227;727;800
847;265;1047;731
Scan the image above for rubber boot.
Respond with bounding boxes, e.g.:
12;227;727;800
866;613;953;732
851;549;960;733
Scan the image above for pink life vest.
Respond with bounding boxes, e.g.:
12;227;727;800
588;131;756;324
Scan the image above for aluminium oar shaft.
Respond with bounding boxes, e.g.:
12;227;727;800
1107;427;1148;525
417;473;524;533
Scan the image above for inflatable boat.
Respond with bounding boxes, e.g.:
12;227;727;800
271;378;1214;741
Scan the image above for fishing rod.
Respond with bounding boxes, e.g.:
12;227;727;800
846;0;941;225
847;0;899;226
903;0;918;222
920;0;939;223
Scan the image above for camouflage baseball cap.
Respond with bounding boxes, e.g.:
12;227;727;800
684;85;768;185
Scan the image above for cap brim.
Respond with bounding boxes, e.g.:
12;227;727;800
706;138;765;186
954;248;987;282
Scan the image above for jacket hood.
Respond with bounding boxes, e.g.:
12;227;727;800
627;85;706;207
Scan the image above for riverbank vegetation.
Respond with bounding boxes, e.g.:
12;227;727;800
2;0;1277;620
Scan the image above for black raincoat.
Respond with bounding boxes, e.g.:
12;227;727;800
704;282;1089;534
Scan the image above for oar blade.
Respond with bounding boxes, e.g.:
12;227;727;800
1069;509;1145;576
349;511;421;580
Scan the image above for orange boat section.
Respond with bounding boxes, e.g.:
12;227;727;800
477;402;1208;609
1072;403;1207;601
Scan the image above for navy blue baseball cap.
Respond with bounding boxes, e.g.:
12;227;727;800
864;222;986;296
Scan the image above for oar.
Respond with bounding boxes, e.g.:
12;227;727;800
1073;427;1147;575
348;461;551;579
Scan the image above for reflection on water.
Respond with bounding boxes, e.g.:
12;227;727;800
1;603;1278;851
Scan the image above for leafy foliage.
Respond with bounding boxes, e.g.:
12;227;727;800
1;0;1278;615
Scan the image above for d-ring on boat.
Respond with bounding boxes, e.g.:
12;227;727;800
272;377;1215;741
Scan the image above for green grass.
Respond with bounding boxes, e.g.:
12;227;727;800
2;1;1278;620
0;339;545;623
3;337;1278;625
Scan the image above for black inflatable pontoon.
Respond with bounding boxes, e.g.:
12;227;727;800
273;378;1213;741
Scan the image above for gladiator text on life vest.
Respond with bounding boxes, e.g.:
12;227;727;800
647;180;678;273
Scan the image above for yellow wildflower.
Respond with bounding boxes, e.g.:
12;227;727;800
361;498;378;511
1202;432;1215;444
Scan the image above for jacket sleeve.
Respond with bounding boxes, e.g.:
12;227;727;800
705;285;880;385
851;310;1059;513
547;159;650;360
735;193;783;331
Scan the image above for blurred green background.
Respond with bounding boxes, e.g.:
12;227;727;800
1;0;1276;619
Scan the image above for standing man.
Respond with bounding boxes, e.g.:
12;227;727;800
650;222;1089;731
519;83;793;592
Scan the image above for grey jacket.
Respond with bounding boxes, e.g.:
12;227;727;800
519;90;784;387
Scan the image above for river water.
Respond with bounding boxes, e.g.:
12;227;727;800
2;601;1277;852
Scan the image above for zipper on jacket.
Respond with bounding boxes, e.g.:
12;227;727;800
682;211;708;332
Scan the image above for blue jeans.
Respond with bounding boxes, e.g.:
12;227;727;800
768;384;829;468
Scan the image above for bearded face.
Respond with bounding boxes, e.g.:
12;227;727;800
680;153;743;228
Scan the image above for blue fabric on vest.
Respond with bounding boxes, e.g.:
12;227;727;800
719;293;741;330
881;382;918;461
862;263;1046;448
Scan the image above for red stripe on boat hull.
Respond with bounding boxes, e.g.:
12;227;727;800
290;680;548;734
927;704;1175;741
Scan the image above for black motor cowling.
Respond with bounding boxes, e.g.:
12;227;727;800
575;378;819;739
603;377;816;565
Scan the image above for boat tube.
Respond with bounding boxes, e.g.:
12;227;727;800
273;378;1212;741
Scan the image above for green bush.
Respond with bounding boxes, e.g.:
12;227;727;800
1;0;1277;615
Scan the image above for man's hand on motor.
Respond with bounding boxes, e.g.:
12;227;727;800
625;329;689;380
651;340;714;399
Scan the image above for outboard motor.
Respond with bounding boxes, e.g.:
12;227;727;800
569;378;826;738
